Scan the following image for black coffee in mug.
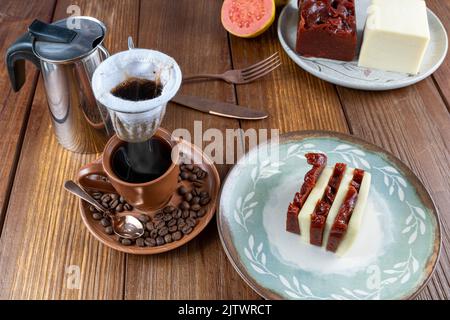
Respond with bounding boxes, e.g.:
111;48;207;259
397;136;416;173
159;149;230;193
112;137;172;183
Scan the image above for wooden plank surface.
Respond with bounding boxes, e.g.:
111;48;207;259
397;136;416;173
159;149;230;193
0;0;55;235
228;14;349;135
427;0;450;109
0;0;140;299
124;0;257;300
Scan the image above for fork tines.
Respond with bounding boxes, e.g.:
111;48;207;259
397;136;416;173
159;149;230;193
241;52;281;82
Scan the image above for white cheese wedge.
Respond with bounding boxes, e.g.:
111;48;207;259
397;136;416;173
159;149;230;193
322;167;355;248
335;172;372;256
297;167;333;244
358;0;430;74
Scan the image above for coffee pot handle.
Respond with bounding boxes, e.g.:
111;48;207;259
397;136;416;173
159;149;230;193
5;32;41;92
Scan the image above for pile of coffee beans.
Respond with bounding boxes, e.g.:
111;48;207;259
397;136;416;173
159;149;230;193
178;162;208;186
88;163;211;248
89;192;134;235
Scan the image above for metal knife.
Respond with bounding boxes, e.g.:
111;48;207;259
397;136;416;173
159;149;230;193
171;94;268;120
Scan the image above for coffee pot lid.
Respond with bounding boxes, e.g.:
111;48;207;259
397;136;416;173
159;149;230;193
32;16;106;63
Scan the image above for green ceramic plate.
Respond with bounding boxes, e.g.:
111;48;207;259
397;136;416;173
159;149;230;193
218;131;441;300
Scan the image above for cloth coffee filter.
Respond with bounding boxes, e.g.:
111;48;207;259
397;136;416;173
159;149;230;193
92;49;182;142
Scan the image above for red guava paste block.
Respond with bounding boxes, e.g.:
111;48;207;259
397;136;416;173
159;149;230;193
296;0;357;61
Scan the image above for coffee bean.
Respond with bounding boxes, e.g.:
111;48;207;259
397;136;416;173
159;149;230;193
178;222;186;230
167;219;177;227
197;208;207;217
138;214;150;224
119;196;125;203
191;188;199;196
191;204;201;211
116;204;124;212
102;201;110;209
184;193;193;202
189;211;197;219
155;220;166;229
156;236;165;246
185;164;194;171
136;238;145;247
150;229;158;238
186;217;196;227
121;238;132;246
109;199;119;209
182;210;189;218
193;181;203;188
105;226;114;235
192;166;200;174
158;226;169;236
144;237;156;247
162;214;171;222
180;164;186;171
92;192;102;200
100;218;111;227
110;193;119;200
92;213;103;220
200;197;211;206
177;218;185;224
188;174;197;182
180;201;190;210
145;222;155;231
200;191;209;198
172;231;182;241
201;170;208;178
182;226;193;235
154;212;164;220
168;225;178;233
101;194;111;202
180;171;189;180
178;186;188;196
164;234;172;243
143;230;149;238
163;205;175;213
174;209;182;219
191;196;200;205
89;205;98;213
124;203;133;211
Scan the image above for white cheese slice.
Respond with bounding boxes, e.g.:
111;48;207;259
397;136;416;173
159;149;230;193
297;167;333;244
358;0;430;74
335;172;372;256
322;167;355;248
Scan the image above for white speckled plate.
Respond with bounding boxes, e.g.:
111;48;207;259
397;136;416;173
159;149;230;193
278;0;448;90
217;131;441;300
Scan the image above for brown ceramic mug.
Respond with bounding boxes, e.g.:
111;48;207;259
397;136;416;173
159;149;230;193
78;128;180;211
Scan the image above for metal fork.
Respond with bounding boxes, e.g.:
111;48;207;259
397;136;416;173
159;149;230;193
183;52;281;84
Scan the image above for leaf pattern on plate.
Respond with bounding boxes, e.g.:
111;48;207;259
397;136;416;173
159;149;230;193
375;166;407;202
329;144;371;169
402;201;428;244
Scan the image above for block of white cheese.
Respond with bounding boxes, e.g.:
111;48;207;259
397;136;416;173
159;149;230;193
358;0;430;74
335;172;372;256
298;167;333;244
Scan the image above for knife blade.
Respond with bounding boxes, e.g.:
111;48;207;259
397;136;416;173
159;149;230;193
171;94;268;120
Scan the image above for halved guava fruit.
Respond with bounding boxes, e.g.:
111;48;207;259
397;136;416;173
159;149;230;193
221;0;276;38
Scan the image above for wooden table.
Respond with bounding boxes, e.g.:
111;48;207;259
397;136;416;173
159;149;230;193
0;0;449;300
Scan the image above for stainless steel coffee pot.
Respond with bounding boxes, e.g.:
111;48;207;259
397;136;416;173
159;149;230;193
6;17;114;153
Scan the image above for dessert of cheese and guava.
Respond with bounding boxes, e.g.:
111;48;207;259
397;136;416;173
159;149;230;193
286;153;371;256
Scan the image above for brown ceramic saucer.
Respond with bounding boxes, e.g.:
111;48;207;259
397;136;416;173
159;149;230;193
78;138;220;255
